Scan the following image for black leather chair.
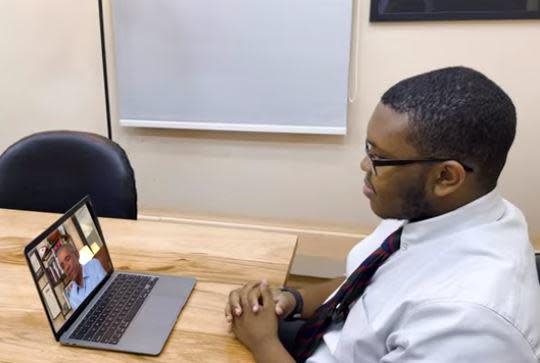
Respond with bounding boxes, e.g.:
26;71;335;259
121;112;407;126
0;130;137;219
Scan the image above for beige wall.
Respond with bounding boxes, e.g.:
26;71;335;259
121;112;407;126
2;1;539;257
103;1;540;237
0;0;107;153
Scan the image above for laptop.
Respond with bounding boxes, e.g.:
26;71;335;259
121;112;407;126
24;196;196;355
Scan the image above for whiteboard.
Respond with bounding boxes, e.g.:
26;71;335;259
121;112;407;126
111;0;353;135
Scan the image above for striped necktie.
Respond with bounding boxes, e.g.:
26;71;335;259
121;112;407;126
292;227;403;362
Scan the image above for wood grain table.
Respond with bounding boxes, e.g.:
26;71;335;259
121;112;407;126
0;208;297;362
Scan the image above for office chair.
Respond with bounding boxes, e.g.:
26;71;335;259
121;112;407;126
0;130;137;219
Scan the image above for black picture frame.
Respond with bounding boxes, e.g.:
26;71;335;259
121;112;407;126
31;250;44;279
370;0;540;22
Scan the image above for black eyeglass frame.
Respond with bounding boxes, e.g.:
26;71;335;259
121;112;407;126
365;144;474;176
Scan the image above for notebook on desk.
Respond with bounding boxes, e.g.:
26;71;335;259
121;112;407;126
24;196;196;355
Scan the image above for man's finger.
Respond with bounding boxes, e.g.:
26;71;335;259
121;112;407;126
269;286;286;315
239;281;259;312
224;302;233;322
274;290;294;316
270;286;282;301
260;281;274;307
228;289;242;316
275;296;286;316
247;282;263;313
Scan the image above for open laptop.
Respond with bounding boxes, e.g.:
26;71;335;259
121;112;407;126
24;196;196;355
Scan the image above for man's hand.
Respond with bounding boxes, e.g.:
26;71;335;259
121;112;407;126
225;280;297;323
230;281;280;350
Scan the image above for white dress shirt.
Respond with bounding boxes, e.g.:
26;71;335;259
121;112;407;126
68;258;106;309
307;190;540;362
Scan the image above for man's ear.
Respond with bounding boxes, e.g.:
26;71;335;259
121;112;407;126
431;161;467;197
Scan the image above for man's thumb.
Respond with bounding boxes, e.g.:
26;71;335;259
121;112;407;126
274;293;291;316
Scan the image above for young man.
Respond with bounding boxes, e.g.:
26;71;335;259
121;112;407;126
224;67;540;362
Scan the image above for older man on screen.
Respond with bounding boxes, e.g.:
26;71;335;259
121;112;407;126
56;244;106;310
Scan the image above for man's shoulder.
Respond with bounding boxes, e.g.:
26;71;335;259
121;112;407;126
366;219;406;243
66;280;76;294
346;219;406;274
461;196;529;247
84;258;105;274
86;258;101;267
359;219;406;248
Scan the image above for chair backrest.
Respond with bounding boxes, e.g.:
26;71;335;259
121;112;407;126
0;130;137;219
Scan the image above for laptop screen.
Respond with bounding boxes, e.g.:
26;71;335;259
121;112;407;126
25;200;113;334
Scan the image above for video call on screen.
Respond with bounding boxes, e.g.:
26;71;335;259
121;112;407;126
27;204;112;332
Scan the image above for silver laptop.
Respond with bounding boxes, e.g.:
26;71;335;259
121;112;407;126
24;196;196;355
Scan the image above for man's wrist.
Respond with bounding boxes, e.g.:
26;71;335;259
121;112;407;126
280;286;304;320
251;337;294;363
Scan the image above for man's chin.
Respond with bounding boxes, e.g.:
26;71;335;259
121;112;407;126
369;200;405;220
369;200;389;219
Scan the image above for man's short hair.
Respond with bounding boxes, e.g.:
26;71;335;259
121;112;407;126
56;242;78;256
381;66;516;190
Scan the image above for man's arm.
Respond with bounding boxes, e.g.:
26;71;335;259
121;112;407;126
296;276;345;318
225;277;345;362
381;301;537;362
250;338;295;363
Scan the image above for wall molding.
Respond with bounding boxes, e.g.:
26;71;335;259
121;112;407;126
139;210;368;278
139;210;540;278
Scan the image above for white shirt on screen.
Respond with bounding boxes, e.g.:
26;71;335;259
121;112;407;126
307;189;540;362
68;258;106;310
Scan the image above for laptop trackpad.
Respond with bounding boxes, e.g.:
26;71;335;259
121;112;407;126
117;276;195;355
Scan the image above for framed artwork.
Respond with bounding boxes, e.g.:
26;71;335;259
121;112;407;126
29;251;43;278
42;283;61;319
370;0;540;21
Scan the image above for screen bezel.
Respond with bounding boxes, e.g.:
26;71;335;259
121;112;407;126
24;196;115;341
370;0;540;22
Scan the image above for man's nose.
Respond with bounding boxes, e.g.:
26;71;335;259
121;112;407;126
360;156;370;173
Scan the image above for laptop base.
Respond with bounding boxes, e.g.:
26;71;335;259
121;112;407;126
61;272;195;356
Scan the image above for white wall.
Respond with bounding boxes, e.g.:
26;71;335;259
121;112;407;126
104;1;540;237
0;0;107;152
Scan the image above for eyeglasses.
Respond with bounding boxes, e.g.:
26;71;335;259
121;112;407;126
365;143;474;176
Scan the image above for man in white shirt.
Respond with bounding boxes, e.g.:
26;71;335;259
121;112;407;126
224;66;540;362
57;243;106;309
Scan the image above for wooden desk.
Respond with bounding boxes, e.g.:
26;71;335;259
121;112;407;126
0;209;297;362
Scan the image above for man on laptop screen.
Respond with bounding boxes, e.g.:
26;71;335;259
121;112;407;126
56;243;106;309
25;196;195;355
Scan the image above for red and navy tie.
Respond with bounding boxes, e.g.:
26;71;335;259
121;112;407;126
292;227;403;362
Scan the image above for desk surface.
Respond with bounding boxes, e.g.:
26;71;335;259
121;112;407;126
0;208;297;362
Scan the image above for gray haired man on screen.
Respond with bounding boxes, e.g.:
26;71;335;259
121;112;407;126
57;243;106;310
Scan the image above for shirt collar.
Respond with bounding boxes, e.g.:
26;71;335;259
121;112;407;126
401;189;505;245
76;263;91;290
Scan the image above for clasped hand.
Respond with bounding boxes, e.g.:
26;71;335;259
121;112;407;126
224;280;296;351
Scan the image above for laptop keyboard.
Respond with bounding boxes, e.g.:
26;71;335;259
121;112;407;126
70;274;158;345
